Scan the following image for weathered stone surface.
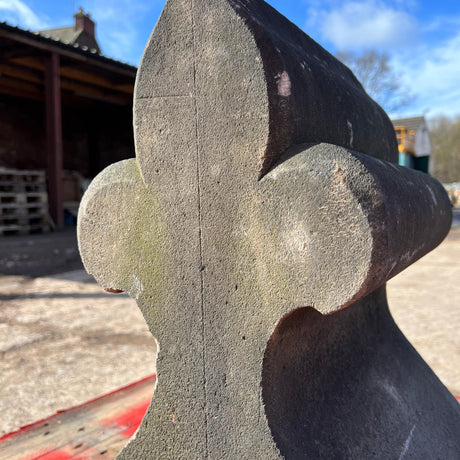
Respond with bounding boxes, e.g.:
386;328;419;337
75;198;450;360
78;0;459;458
135;0;398;181
263;287;459;459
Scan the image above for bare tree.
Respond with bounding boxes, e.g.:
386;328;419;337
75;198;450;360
336;50;413;113
429;115;460;183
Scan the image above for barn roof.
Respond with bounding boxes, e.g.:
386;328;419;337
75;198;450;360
0;21;136;74
391;116;425;132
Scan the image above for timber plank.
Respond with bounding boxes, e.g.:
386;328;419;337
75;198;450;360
0;182;46;193
0;374;156;460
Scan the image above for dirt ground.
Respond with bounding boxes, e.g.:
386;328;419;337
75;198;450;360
0;229;157;436
0;219;459;437
387;222;460;398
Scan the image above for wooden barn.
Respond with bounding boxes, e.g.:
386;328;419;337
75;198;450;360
0;9;136;233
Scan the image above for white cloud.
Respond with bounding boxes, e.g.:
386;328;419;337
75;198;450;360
309;0;419;51
423;15;460;34
302;0;460;117
391;31;460;118
0;0;48;29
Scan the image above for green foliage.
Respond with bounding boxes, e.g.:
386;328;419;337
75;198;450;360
429;115;460;183
336;50;413;113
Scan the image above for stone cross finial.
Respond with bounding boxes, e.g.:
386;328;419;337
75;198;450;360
78;0;460;458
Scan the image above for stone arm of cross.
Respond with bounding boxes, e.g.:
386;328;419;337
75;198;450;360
78;0;459;458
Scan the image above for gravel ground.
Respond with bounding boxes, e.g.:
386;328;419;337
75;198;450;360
0;269;157;436
387;224;460;397
0;224;458;437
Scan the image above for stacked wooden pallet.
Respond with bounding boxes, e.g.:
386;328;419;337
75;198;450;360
0;168;51;236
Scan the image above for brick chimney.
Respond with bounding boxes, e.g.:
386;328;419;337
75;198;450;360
74;7;95;38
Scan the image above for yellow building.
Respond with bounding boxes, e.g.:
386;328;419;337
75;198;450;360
392;116;431;173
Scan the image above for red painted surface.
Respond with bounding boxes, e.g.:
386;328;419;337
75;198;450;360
100;399;151;438
20;450;75;460
18;448;105;460
0;374;156;444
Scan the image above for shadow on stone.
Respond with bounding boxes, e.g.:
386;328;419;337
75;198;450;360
263;287;459;459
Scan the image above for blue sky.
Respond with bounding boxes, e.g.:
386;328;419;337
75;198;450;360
1;0;459;119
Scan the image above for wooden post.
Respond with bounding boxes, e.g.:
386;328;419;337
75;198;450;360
45;52;64;229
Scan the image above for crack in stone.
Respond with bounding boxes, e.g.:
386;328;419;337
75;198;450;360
191;1;209;456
